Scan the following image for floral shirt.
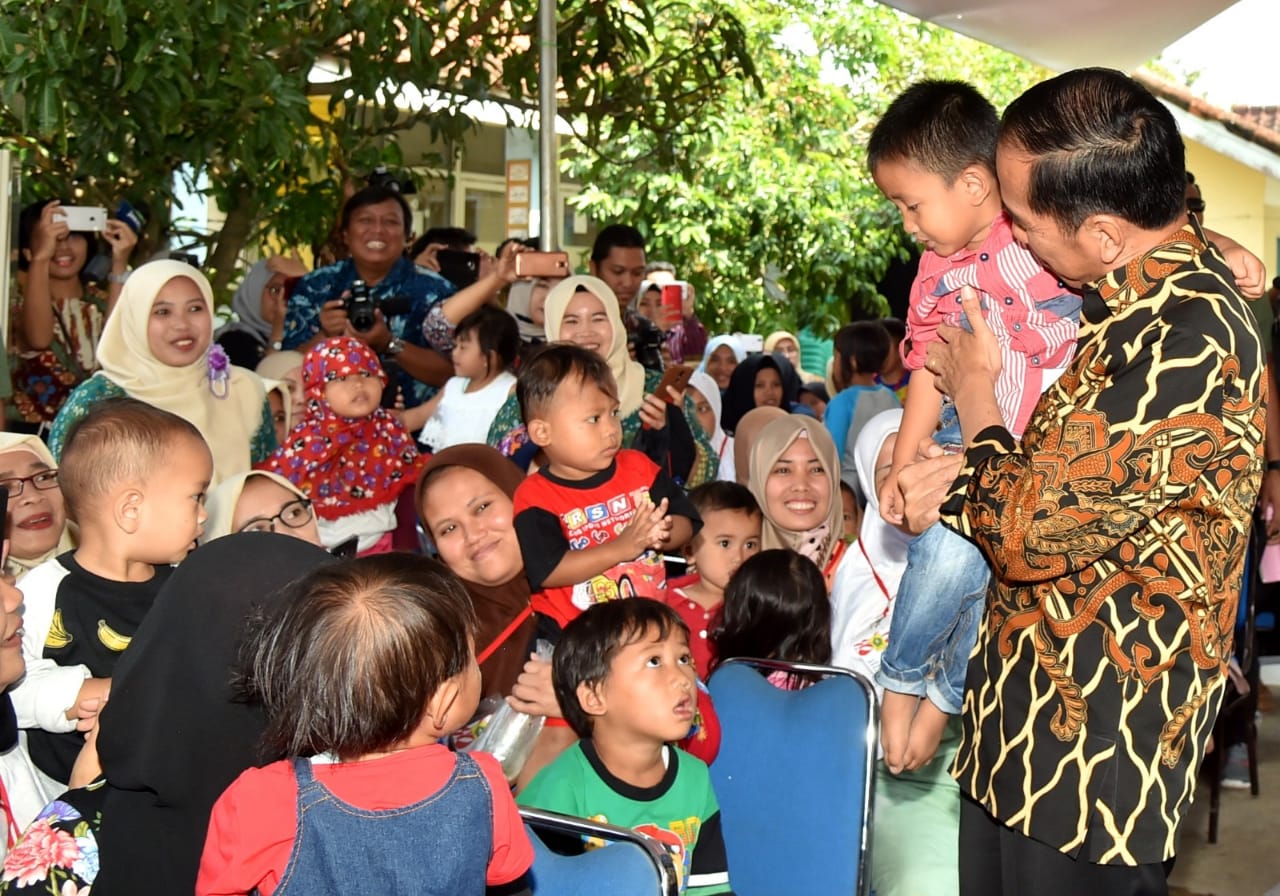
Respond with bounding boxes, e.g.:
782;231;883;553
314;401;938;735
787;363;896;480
944;229;1265;864
8;289;106;426
0;785;102;894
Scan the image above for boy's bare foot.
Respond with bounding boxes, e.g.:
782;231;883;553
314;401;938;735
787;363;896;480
880;690;920;774
901;699;950;771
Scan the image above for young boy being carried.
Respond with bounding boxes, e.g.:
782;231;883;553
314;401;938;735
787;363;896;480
513;344;700;633
662;482;761;679
869;79;1266;775
518;599;731;896
12;397;212;784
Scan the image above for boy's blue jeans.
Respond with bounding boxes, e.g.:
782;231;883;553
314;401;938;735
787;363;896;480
877;521;990;714
876;400;990;715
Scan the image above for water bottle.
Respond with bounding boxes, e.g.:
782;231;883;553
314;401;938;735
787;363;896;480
469;640;553;781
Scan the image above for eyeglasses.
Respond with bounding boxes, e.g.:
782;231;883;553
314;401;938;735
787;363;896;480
0;470;60;498
237;498;314;534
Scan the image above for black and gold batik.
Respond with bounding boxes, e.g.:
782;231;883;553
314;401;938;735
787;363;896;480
941;228;1265;865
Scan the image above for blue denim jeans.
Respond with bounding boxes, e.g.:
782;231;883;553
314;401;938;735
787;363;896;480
876;520;990;715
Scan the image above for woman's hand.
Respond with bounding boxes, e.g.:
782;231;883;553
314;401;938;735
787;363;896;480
102;219;138;264
638;393;669;430
29;202;69;263
506;656;562;717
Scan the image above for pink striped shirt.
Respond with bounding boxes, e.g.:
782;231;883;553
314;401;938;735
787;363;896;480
903;213;1081;438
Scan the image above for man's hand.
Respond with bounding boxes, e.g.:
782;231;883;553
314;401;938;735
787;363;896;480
319;297;350;338
928;287;1001;397
347;309;393;353
897;443;965;535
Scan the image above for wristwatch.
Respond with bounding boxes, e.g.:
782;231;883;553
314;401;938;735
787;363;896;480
270;340;284;352
384;337;405;356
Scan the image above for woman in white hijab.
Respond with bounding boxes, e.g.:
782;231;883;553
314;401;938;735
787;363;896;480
0;433;74;582
828;407;961;896
686;369;734;483
47;259;276;484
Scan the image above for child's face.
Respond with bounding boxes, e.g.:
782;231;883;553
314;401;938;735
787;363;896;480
441;645;483;736
0;448;66;563
452;330;489;381
148;276;213;368
689;508;761;594
586;625;697;745
324;370;383;418
530;376;622;480
840;487;860;541
754;367;783;409
798;391;826;421
705;344;738;391
557;290;613;357
872;158;989;259
764;433;831;533
688;386;716;438
134;435;213;564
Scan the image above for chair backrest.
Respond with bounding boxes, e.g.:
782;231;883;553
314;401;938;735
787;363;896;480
708;657;877;896
521;806;679;896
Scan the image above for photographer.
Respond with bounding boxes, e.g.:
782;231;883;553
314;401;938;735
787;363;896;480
11;200;137;430
284;186;521;409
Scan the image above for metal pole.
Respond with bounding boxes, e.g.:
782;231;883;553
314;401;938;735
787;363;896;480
538;0;559;251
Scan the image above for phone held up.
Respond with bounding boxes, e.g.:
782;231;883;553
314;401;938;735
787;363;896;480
56;206;108;232
654;364;692;404
660;281;688;322
436;250;481;289
514;251;570;280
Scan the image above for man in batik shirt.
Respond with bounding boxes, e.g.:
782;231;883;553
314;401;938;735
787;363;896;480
904;68;1265;896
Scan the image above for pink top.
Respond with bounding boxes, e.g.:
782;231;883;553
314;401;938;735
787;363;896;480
904;213;1081;438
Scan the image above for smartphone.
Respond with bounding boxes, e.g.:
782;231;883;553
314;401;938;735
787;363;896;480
57;206;108;231
329;536;359;560
737;333;764;354
514;251;570;279
654;364;693;404
660;282;687;321
437;249;480;288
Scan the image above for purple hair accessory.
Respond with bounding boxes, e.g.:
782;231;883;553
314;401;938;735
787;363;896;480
208;343;231;399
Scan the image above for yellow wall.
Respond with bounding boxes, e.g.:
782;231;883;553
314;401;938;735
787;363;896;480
1184;141;1276;340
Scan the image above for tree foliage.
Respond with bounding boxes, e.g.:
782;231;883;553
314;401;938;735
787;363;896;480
566;0;1048;336
0;0;756;292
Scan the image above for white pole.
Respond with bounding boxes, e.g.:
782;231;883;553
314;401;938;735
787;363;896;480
538;0;559;251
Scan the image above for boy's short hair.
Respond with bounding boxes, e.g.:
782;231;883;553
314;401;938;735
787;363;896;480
517;342;619;424
59;397;205;523
246;553;477;761
553;599;689;740
687;481;760;521
455;305;519;371
834;321;891;383
867;80;999;181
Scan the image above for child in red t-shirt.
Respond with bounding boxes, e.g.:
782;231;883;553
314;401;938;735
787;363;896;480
662;482;762;678
197;554;532;896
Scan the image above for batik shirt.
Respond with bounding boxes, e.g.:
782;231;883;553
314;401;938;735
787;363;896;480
943;227;1265;864
282;257;455;408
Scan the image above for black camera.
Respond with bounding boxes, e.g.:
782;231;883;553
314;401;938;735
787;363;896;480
365;165;416;195
344;279;412;332
629;316;665;372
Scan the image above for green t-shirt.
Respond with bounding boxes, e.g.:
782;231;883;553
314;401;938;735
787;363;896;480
519;739;731;895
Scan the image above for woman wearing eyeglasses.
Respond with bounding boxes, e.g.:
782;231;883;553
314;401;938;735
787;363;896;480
0;434;73;583
200;471;321;547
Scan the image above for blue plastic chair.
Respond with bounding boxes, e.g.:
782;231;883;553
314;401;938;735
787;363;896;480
521;806;679;896
708;657;878;896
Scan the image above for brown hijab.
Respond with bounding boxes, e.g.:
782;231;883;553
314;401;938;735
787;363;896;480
731;405;788;485
417;445;535;698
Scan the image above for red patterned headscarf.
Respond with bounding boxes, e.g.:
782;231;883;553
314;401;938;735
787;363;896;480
256;337;424;519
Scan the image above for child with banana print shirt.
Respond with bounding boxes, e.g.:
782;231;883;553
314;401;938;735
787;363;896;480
10;398;213;786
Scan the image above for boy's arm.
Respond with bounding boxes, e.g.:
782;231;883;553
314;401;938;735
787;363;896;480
881;370;943;525
526;499;674;590
1202;227;1265;299
649;467;702;550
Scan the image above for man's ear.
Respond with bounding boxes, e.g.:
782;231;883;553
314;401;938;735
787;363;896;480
957;165;995;206
1084;214;1126;269
115;488;144;535
527;417;552;448
577;681;607;721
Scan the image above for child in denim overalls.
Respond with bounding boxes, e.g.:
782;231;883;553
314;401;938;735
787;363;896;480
197;554;533;895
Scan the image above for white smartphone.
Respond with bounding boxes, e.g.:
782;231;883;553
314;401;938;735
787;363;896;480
57;206;108;231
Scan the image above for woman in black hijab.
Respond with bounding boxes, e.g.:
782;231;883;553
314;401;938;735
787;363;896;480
719;351;802;435
0;533;334;895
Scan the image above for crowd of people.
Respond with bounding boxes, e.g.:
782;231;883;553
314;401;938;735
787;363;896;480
0;67;1269;896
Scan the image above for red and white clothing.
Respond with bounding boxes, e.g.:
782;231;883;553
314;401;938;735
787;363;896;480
903;213;1081;438
660;584;721;680
197;745;529;895
513;450;700;630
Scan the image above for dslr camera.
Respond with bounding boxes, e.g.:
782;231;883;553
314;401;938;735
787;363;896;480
345;279;412;332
